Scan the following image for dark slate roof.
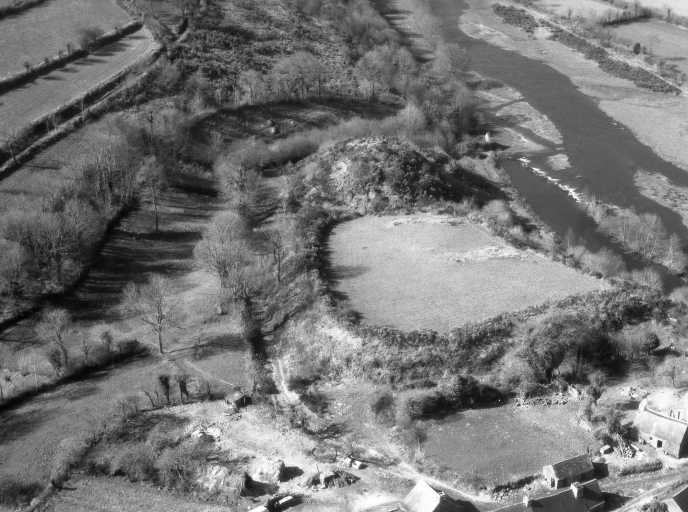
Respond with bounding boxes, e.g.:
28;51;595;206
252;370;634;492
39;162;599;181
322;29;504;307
549;454;593;480
633;409;688;446
400;481;463;512
497;480;604;512
670;485;688;512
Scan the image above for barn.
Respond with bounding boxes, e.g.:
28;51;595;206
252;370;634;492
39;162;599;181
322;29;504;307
400;481;463;512
542;454;594;489
633;406;688;458
666;484;688;512
496;480;605;512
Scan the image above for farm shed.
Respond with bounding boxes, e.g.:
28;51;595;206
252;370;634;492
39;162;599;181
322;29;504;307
400;480;463;512
225;391;251;411
496;480;605;512
633;406;688;458
666;484;688;512
543;454;594;489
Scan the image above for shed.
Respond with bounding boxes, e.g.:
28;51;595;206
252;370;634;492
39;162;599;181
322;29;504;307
496;480;604;512
225;391;251;411
666;484;688;512
543;454;594;489
633;408;688;458
400;481;463;512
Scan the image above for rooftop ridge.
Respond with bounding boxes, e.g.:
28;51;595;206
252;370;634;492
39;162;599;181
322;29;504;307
645;406;688;426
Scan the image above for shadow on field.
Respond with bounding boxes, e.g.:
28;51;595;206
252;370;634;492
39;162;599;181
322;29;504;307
0;407;47;446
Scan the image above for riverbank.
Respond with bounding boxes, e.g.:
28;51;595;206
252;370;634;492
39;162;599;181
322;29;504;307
459;0;688;176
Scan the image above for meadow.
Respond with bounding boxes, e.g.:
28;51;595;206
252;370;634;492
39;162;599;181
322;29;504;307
327;215;605;333
611;20;688;76
0;30;154;133
423;402;593;485
0;0;132;78
534;0;688;20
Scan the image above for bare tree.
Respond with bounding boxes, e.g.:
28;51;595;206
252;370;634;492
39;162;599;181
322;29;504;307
36;309;72;373
121;274;180;354
18;349;41;390
0;239;26;310
77;26;105;51
663;363;678;388
195;212;250;292
0;126;24;165
138;156;167;233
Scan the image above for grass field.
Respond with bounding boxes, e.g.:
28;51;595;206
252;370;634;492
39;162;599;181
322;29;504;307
327;215;605;332
535;0;688;19
0;30;154;132
0;0;132;78
611;20;688;76
423;403;594;484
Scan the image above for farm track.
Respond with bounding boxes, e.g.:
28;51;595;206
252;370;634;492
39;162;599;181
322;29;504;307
0;29;155;132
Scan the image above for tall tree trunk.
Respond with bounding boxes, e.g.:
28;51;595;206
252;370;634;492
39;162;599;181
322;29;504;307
158;330;164;354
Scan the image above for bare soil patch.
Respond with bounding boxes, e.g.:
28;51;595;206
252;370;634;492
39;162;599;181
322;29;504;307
327;214;605;332
0;0;132;78
0;30;154;132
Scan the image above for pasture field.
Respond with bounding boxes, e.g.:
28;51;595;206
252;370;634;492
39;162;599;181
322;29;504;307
0;30;154;132
534;0;688;21
327;215;605;332
0;0;132;78
423;403;593;483
611;20;688;76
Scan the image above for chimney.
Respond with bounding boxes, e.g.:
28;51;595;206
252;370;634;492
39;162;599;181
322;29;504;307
438;492;447;502
523;495;531;508
571;482;584;499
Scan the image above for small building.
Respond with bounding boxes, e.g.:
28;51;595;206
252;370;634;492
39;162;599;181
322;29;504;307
543;454;594;489
224;391;251;411
400;481;463;512
666;484;688;512
633;405;688;458
496;480;605;512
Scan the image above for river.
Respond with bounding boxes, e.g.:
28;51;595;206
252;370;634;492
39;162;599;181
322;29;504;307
409;0;688;289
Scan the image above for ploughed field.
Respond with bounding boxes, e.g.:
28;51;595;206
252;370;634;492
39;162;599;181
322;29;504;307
0;0;132;78
327;215;605;332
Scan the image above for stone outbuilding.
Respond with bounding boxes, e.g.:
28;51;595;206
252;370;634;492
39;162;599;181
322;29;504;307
543;454;594;489
633;403;688;458
496;480;605;512
225;391;251;412
400;481;463;512
666;484;688;512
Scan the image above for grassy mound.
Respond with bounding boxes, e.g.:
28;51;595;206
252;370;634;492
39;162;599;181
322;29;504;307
292;136;499;211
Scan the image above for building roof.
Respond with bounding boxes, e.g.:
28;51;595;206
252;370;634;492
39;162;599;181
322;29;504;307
547;454;594;480
668;484;688;512
497;480;604;512
226;391;248;402
633;409;688;445
400;481;463;512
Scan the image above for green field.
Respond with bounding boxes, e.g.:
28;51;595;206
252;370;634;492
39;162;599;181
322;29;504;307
327;215;606;332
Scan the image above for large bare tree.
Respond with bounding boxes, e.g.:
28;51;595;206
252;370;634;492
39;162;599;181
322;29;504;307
121;274;179;354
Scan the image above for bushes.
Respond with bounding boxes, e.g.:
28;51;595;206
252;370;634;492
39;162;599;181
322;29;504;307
51;436;90;486
492;4;539;33
117;445;156;482
369;388;395;424
616;458;662;476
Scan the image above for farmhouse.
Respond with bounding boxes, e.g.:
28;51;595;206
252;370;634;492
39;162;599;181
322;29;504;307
666;485;688;512
633;403;688;458
497;480;605;512
400;481;463;512
543;454;594;489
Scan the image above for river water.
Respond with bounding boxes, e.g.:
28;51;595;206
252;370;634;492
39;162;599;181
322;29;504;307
427;0;688;289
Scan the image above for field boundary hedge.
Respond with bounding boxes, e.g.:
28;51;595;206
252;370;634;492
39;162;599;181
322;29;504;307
491;4;680;94
0;0;48;20
0;21;143;94
0;38;160;176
